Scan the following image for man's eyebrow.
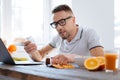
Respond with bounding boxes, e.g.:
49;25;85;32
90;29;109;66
55;18;65;23
55;17;68;22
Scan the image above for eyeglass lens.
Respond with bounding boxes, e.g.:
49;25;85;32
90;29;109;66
51;16;72;28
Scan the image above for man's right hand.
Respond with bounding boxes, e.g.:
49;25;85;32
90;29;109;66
24;41;42;61
24;41;37;55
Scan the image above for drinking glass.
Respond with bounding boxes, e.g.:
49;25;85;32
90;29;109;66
105;50;119;72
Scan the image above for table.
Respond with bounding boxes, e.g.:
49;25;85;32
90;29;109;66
0;62;120;80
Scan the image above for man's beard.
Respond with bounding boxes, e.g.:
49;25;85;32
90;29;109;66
61;34;70;40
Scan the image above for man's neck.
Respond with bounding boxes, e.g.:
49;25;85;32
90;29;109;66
67;26;78;42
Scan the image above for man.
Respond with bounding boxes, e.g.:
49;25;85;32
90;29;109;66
24;4;104;65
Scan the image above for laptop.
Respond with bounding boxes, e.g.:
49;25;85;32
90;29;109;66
0;38;43;65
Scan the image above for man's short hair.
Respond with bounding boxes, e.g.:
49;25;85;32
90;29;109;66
52;4;73;14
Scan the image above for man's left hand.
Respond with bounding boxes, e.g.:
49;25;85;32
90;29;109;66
52;54;76;65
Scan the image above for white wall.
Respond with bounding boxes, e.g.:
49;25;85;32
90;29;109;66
72;0;114;50
0;0;1;36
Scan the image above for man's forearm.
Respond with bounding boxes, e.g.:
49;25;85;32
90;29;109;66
63;54;79;62
30;50;43;62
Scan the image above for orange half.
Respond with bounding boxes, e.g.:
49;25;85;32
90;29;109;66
84;57;100;70
96;57;105;65
96;56;105;70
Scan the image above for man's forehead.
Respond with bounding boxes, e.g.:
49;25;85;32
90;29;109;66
53;11;71;21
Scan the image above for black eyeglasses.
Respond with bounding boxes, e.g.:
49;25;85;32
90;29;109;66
50;16;72;29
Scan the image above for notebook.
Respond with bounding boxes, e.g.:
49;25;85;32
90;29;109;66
0;38;43;65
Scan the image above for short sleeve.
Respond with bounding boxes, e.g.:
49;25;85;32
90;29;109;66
49;35;62;48
85;28;103;50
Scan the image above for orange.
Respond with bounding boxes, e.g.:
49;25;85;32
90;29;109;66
96;57;105;70
84;57;100;70
8;44;17;53
52;64;74;69
52;64;64;69
62;64;74;69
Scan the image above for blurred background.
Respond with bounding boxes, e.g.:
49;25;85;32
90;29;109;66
0;0;119;51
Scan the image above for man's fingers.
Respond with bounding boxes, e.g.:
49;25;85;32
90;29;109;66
24;41;37;53
24;41;31;46
25;46;36;53
52;54;69;65
52;57;58;64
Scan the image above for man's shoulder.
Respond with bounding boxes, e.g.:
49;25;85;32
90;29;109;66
82;25;94;30
81;25;96;34
52;34;62;42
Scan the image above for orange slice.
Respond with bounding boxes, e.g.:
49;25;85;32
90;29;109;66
52;64;74;69
52;64;64;69
62;64;74;69
96;57;105;70
84;57;100;70
8;44;17;53
96;57;105;65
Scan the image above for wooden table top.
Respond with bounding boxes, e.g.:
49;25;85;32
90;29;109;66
0;62;120;80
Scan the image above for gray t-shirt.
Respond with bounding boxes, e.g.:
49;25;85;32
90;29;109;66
49;26;103;56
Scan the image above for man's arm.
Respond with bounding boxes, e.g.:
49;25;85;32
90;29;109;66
30;44;54;61
90;47;104;56
38;44;54;59
24;41;54;61
52;47;104;65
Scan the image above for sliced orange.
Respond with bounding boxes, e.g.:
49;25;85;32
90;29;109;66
52;64;64;69
52;64;74;69
62;64;74;69
96;57;105;65
96;57;105;70
8;44;17;53
84;57;100;70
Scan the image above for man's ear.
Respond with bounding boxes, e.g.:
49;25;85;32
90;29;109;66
72;16;76;25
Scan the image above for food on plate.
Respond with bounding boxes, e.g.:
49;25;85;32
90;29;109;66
52;64;74;69
13;57;28;61
45;57;74;69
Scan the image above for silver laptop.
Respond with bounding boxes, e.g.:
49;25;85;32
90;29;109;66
0;38;43;65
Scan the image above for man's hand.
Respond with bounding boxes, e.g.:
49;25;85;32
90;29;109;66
24;41;42;61
52;54;69;65
52;54;77;65
24;41;37;54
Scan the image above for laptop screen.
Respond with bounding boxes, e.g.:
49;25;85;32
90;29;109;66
0;38;15;64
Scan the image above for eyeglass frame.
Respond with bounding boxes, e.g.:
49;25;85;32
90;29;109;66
50;16;72;29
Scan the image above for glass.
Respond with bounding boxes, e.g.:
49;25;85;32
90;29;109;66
50;16;72;29
105;50;119;72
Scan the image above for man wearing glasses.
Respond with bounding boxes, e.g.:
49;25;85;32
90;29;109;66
24;4;104;65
